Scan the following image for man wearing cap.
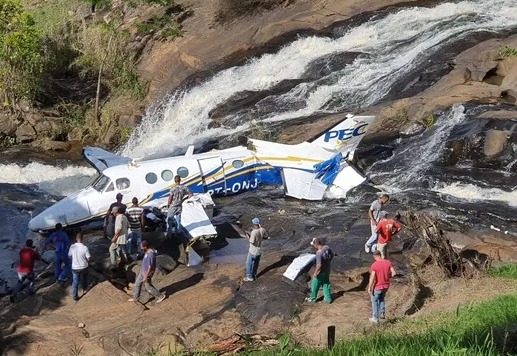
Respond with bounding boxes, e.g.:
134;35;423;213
243;218;268;282
306;237;334;304
104;193;127;239
365;194;390;253
367;250;396;323
375;213;402;259
109;206;130;266
166;175;192;238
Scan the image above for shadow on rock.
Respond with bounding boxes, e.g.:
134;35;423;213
162;272;204;297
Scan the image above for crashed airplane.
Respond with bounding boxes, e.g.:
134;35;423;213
28;114;375;234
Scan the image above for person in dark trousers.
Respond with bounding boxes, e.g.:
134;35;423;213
10;239;40;302
104;193;127;239
367;250;396;323
44;223;71;284
166;175;192;238
126;197;145;258
128;240;166;304
68;232;91;302
305;237;334;304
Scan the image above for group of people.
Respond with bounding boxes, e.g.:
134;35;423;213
12;184;400;323
11;228;91;303
241;193;401;323
291;194;401;324
11;174;192;304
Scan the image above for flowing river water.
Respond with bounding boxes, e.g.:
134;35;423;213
1;0;517;291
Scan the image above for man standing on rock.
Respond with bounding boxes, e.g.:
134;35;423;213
365;194;390;253
126;197;145;258
128;240;166;304
367;250;396;323
44;223;71;284
244;218;268;282
10;239;40;302
68;232;91;302
305;237;334;304
376;212;402;259
166;175;192;238
104;193;126;239
109;206;130;266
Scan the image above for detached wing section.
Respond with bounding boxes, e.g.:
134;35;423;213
250;139;331;200
83;147;132;173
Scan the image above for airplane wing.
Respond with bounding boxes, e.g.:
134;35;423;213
83;147;132;173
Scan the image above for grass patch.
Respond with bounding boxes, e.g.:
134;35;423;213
251;294;517;355
390;106;409;125
421;112;435;128
498;45;517;58
489;264;517;279
136;15;183;40
22;0;83;38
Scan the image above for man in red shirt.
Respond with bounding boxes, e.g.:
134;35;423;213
375;212;402;259
10;239;41;302
367;250;396;323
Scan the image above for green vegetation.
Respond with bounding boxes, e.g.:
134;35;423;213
421;112;435;128
498;45;517;58
0;0;44;108
247;294;517;355
489;264;517;279
391;106;409;125
136;14;182;40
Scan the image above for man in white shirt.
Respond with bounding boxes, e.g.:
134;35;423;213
109;206;130;266
68;232;91;302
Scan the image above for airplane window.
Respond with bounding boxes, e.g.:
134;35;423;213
161;170;173;181
177;167;189;178
92;174;110;192
232;160;244;169
116;178;130;190
146;172;158;184
105;182;114;192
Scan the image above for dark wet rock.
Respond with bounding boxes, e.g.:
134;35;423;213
501;89;517;103
235;272;308;327
301;52;362;80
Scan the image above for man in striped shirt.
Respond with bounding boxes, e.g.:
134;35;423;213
126;197;145;258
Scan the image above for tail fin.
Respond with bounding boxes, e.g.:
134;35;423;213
311;114;375;158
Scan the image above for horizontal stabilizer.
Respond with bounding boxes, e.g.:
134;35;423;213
283;254;316;281
83;147;132;172
282;169;327;200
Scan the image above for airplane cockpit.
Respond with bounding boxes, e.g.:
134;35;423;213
91;174;131;193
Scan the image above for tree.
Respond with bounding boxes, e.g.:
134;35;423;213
0;0;44;109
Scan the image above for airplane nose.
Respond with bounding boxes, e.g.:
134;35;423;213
27;191;94;231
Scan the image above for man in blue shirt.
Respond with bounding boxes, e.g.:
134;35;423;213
128;240;166;304
44;223;71;283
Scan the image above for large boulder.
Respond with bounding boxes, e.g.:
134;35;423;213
15;123;37;143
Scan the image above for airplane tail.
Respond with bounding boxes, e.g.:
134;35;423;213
311;114;375;159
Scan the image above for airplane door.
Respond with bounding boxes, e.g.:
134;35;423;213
197;157;226;194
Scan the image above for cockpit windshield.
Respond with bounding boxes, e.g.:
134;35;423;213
91;174;111;192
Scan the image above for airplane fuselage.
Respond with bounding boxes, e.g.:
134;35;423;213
28;147;282;231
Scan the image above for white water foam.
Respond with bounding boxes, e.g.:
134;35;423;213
0;162;96;196
122;0;517;158
433;182;517;207
368;104;467;191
